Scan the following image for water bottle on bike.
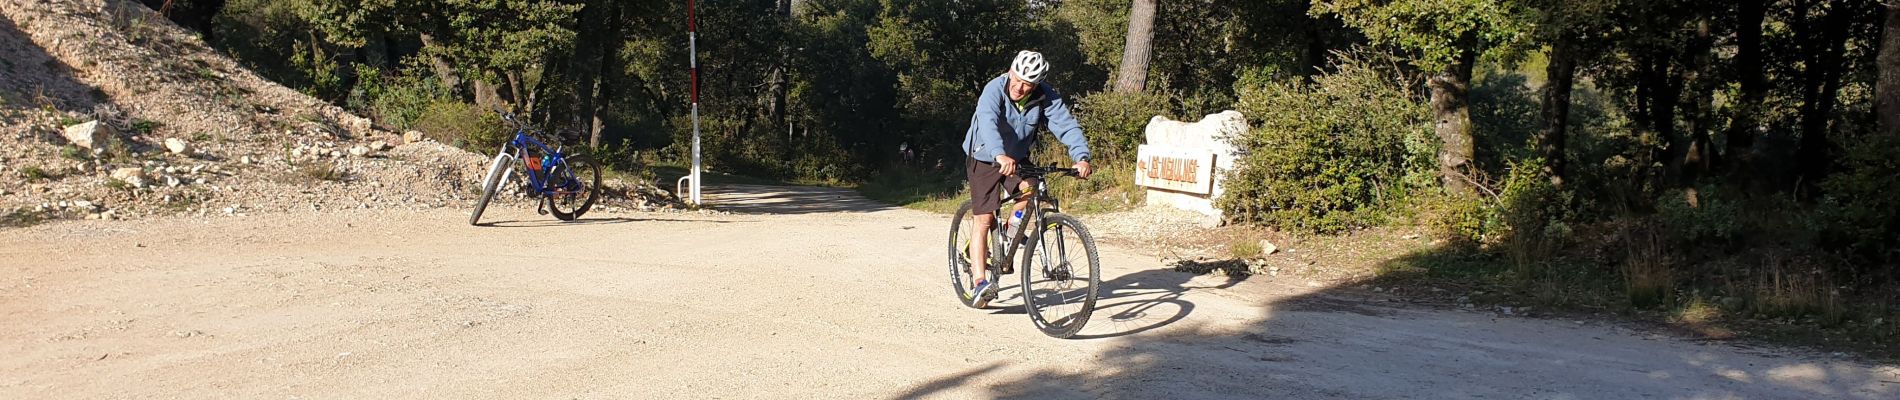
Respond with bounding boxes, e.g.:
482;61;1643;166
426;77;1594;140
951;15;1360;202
1006;209;1026;246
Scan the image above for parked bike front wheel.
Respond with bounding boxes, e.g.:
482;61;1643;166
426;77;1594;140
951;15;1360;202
469;150;514;226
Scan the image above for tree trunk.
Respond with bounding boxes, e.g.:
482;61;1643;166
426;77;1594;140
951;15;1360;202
472;77;506;112
1879;2;1899;138
1304;21;1329;77
1725;0;1768;174
1430;50;1478;196
1114;0;1157;93
506;71;526;112
1798;2;1853;195
1680;13;1716;185
416;34;463;95
1540;33;1576;187
1644;51;1681;186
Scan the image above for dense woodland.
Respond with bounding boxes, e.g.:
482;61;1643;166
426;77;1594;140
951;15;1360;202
146;0;1900;341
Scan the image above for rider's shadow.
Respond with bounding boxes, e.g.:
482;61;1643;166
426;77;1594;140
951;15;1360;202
991;265;1248;339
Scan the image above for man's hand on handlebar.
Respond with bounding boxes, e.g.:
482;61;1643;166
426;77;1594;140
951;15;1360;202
1073;161;1092;179
995;154;1018;177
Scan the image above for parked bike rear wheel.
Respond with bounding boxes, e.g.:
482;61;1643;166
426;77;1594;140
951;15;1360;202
1019;212;1100;338
469;151;513;226
547;154;601;221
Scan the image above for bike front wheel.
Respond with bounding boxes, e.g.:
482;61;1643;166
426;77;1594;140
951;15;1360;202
1019;212;1101;338
547;154;601;221
469;151;513;226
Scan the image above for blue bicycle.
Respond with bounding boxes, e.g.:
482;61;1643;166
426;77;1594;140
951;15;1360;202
468;110;601;225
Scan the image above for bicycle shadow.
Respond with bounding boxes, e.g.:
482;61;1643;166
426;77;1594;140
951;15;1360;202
984;261;1249;339
476;216;742;228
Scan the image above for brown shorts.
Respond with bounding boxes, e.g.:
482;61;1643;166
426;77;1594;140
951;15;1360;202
967;156;1027;215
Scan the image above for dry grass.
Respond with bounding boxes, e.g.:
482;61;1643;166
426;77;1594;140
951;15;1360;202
1621;223;1675;309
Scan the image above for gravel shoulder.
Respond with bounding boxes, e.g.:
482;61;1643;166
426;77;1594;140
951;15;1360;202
2;185;1896;399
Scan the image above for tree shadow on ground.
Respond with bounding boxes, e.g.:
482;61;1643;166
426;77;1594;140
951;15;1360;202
893;245;1900;399
702;184;895;215
0;13;106;114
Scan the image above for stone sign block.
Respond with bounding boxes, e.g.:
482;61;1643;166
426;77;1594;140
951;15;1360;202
1133;111;1247;224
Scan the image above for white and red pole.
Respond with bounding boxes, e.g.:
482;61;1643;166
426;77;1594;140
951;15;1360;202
687;0;702;205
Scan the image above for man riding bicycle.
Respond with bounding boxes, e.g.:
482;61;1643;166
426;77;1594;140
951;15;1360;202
963;50;1093;308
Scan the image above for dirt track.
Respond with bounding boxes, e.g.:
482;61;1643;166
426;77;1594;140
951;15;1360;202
3;185;1896;399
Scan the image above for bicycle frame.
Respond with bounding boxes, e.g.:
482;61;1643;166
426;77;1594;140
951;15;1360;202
496;129;581;197
991;176;1066;272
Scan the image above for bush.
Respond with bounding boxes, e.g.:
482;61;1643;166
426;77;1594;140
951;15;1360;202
1820;134;1900;266
413;101;508;151
1074;90;1172;164
1220;56;1436;233
1496;159;1574;281
1656;185;1743;246
357;64;453;132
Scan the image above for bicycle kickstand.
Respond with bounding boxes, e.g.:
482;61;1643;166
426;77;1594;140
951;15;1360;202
536;197;551;215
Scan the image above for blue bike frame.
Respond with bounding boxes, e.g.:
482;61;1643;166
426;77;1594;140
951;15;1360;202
501;128;582;197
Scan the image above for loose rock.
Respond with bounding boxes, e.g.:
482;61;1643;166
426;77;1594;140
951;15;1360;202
164;138;192;155
61;121;110;150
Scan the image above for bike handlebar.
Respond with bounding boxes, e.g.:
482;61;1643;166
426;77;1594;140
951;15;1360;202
1016;165;1081;179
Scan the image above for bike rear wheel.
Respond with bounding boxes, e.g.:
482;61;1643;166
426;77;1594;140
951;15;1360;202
1019;212;1100;338
469;151;513;226
946;200;999;308
548;154;601;221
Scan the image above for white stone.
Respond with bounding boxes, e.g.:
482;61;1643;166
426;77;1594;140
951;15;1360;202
370;141;392;151
109;167;144;181
1259;239;1278;255
240;155;253;164
1137;111;1248;223
62;121;109;150
403;131;427;144
164;138;192;155
349;146;370;157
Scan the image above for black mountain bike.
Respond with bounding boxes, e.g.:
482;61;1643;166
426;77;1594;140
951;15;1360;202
947;165;1102;338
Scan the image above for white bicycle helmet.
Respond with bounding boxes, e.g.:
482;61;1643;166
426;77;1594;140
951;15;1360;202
1011;50;1049;84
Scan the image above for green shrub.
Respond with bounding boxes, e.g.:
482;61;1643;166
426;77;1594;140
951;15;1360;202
1220;56;1436;233
358;64;453;131
130;119;161;135
1820;134;1900;265
59;145;90;161
21;166;53;181
1656;184;1743;245
413;100;508;151
1074;90;1172;164
1496;159;1575;281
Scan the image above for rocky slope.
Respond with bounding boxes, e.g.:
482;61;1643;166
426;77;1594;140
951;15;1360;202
0;0;674;226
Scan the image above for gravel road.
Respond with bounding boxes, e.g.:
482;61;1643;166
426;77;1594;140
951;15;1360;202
3;185;1894;399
